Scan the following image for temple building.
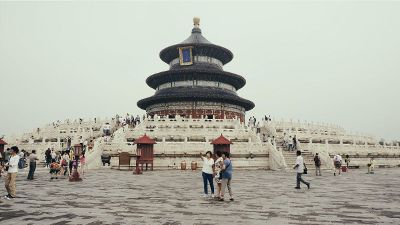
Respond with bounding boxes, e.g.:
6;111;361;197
4;18;400;171
137;17;254;122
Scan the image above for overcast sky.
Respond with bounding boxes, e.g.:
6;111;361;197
0;1;399;140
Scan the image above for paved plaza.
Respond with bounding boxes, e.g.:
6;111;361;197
0;167;400;225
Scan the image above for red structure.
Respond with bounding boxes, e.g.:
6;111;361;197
134;134;156;174
211;134;232;157
0;139;7;157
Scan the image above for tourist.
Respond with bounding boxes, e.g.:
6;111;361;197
333;154;342;176
314;153;322;176
345;154;351;169
79;154;86;177
214;151;223;198
51;149;56;161
45;148;51;167
262;134;267;142
18;150;26;169
136;115;140;124
69;150;74;175
282;133;288;147
256;122;261;134
0;153;3;177
103;123;111;136
61;152;69;176
294;150;310;190
288;136;294;151
49;159;61;180
367;157;376;174
219;152;233;201
27;150;38;180
293;135;298;150
4;146;20;200
200;151;215;198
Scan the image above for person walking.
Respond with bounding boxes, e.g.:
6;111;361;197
294;150;310;190
61;152;70;176
4;146;20;200
293;135;298;150
27;150;38;180
333;154;342;176
367;157;376;174
79;154;86;177
200;151;215;198
219;152;233;201
345;154;351;170
288;136;294;151
314;153;322;176
45;148;51;168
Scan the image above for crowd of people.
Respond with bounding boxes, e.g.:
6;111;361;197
114;113;142;128
0;143;87;201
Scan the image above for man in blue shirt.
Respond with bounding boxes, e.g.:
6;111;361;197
220;152;233;201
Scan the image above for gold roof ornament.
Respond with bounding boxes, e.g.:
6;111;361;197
193;17;200;28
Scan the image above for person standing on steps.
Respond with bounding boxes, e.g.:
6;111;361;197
294;150;310;190
314;153;322;176
288;136;294;151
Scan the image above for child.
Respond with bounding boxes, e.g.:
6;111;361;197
50;159;61;180
61;153;69;176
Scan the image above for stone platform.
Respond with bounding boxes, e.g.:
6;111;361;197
0;167;399;225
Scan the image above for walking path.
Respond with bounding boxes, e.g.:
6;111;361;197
0;167;399;225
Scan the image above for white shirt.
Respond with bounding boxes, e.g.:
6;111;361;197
8;155;20;173
202;157;214;174
334;155;342;162
295;155;304;173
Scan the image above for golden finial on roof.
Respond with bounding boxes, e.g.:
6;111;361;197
193;17;200;28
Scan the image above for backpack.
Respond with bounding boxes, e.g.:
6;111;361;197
314;156;321;167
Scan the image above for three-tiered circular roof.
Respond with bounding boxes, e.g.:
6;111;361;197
137;17;255;112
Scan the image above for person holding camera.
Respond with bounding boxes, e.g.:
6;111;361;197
4;146;20;200
200;151;215;198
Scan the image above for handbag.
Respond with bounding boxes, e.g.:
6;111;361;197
303;163;308;174
219;161;231;179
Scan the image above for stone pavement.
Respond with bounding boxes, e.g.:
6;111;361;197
0;166;400;225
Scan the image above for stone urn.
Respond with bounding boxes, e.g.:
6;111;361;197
191;161;197;171
180;161;186;170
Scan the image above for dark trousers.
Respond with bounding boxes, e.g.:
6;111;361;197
27;163;36;180
69;161;74;174
202;172;214;195
296;172;309;188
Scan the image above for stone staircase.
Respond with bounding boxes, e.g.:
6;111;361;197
275;140;315;170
